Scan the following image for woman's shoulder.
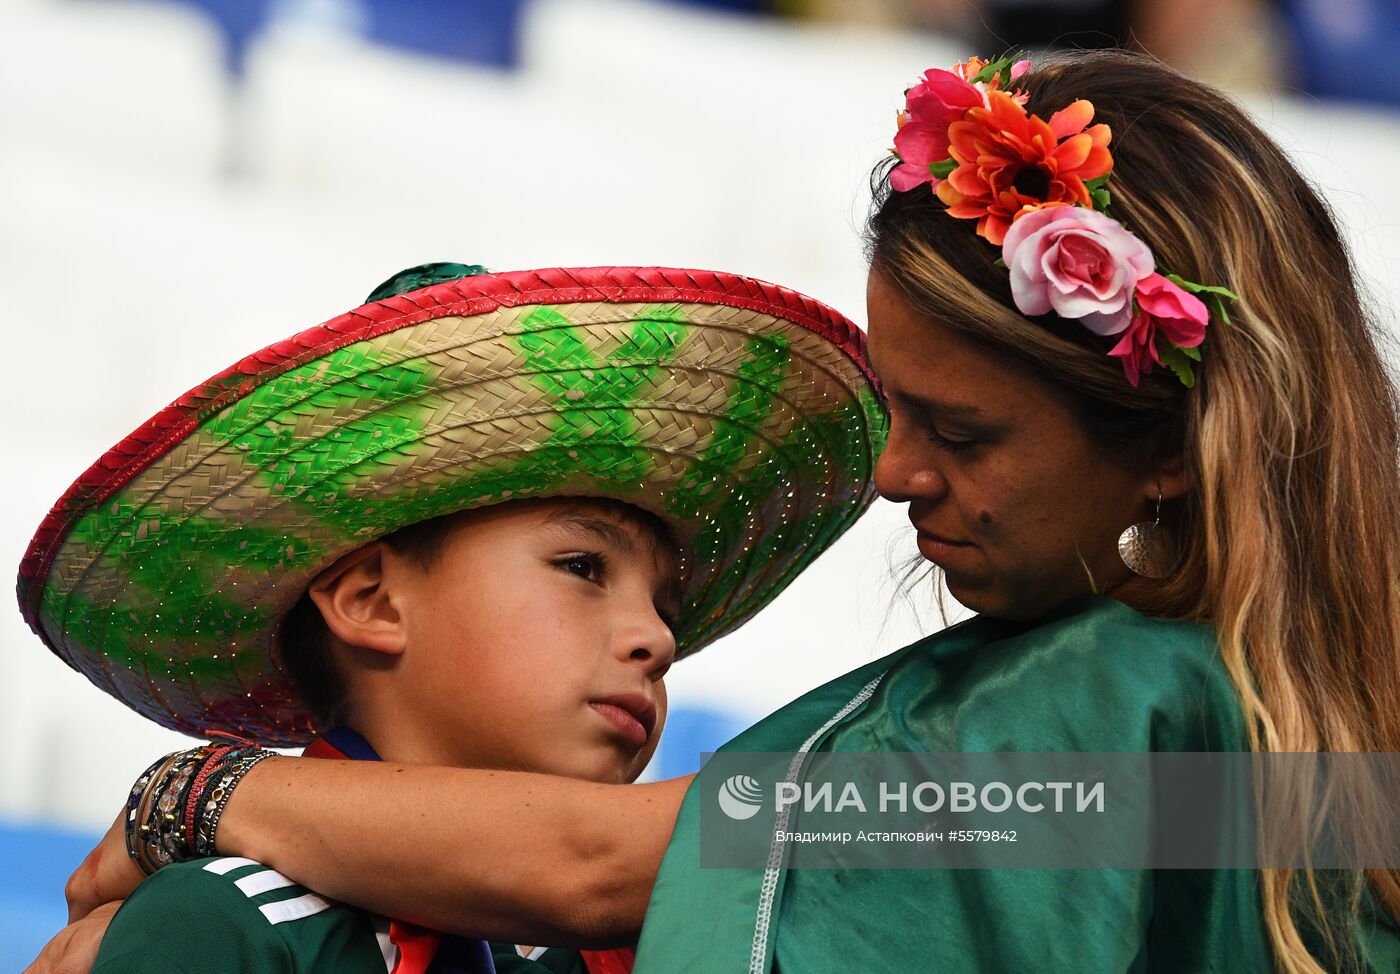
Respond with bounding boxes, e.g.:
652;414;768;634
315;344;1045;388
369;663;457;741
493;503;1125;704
721;594;1247;754
934;593;1247;751
998;592;1224;680
713;602;1047;750
713;631;942;753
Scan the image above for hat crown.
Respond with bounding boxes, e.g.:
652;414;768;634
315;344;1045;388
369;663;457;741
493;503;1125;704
364;262;490;303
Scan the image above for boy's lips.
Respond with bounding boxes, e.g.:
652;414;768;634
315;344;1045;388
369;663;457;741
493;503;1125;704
590;693;657;750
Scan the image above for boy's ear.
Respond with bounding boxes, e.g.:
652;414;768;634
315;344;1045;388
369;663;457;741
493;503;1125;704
306;543;408;657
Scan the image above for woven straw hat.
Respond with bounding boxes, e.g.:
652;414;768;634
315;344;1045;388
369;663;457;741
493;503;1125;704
18;265;888;745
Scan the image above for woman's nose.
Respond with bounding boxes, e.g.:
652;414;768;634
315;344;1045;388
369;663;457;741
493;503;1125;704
874;422;947;503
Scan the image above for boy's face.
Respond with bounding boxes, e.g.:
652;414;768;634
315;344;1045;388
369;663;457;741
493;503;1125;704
376;498;680;784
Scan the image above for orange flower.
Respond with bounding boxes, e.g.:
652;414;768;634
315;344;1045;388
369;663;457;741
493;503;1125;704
935;91;1113;245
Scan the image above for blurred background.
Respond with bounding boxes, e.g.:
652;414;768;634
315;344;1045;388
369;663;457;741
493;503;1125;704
2;0;1398;963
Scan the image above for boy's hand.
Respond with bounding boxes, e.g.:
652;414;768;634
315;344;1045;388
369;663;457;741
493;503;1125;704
22;901;121;974
65;811;140;922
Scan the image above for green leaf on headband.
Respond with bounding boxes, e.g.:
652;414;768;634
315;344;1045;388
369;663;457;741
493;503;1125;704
973;52;1025;87
993;257;1007;268
1165;274;1239;300
971;61;1000;85
1165;274;1238;326
1158;343;1198;388
1181;345;1202;361
930;159;957;178
1081;175;1112;210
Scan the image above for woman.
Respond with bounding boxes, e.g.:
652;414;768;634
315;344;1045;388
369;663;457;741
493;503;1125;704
47;49;1400;972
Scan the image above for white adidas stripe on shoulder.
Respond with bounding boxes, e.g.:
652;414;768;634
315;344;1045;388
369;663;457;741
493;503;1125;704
203;857;262;875
201;856;333;926
260;892;334;925
236;869;298;897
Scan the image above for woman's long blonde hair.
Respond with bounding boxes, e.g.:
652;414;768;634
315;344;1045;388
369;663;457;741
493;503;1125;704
867;49;1400;972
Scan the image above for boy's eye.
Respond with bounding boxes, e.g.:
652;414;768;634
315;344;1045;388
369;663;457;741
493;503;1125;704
558;552;607;583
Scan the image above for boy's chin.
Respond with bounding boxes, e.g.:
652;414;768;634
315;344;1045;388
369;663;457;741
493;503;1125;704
558;749;652;786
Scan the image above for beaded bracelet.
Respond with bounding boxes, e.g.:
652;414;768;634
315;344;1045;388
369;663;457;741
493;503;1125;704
124;742;275;874
192;748;275;858
125;750;185;874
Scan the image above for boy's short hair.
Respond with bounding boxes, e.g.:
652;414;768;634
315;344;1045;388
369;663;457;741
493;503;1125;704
277;500;680;730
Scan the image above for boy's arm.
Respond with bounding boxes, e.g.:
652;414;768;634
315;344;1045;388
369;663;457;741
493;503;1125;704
71;761;692;948
223;760;692;945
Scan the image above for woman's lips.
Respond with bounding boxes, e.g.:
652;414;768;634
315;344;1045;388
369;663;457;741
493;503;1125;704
916;531;973;565
590;695;656;750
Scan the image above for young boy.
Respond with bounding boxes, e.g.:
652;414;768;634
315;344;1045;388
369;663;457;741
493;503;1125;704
18;263;886;973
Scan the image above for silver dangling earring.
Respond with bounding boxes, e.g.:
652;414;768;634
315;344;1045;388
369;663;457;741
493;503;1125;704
1117;487;1177;579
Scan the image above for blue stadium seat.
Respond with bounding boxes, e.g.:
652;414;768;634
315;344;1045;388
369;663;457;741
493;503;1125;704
1282;0;1400;107
162;0;527;73
650;704;755;779
0;820;101;970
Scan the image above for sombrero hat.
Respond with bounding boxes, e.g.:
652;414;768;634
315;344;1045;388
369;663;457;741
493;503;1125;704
17;264;888;746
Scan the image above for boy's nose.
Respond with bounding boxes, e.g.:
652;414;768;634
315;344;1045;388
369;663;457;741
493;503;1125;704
622;612;676;679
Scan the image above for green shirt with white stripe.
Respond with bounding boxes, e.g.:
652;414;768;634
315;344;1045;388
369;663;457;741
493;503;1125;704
91;857;391;973
91;856;594;973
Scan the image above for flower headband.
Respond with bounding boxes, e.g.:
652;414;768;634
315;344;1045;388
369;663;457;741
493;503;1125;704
890;55;1237;388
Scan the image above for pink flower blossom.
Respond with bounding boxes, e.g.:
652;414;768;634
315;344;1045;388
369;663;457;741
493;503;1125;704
1108;273;1210;386
890;120;951;191
1001;205;1154;334
907;66;985;120
889;68;983;191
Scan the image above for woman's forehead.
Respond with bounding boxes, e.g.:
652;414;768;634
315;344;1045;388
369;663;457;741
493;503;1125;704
869;295;1013;407
868;296;1086;439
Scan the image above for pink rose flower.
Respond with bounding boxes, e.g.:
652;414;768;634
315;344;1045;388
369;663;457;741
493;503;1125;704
1002;205;1155;335
1108;273;1210;386
890;68;984;191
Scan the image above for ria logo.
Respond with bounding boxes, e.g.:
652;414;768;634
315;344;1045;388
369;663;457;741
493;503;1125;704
717;774;764;820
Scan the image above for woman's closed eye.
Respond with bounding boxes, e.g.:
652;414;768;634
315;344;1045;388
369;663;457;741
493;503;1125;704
927;427;979;453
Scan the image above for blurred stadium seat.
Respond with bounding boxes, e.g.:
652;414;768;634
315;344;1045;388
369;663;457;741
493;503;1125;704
1282;0;1400;107
0;819;100;971
167;0;528;73
646;704;756;780
0;2;227;180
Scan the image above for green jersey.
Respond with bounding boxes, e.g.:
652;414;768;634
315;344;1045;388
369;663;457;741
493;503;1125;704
91;856;391;973
90;726;633;974
490;944;588;973
91;855;600;974
634;593;1400;972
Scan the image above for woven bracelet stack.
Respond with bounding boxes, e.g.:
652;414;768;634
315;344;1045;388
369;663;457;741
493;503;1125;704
124;741;275;874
